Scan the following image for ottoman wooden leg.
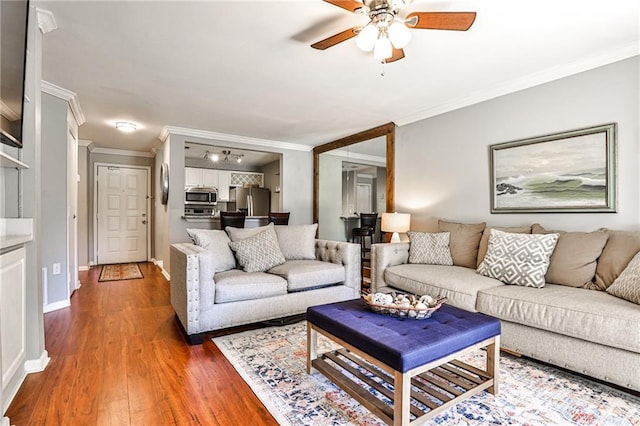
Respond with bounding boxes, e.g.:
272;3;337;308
393;370;411;426
487;335;500;395
307;323;318;374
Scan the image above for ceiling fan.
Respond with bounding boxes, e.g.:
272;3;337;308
311;0;476;63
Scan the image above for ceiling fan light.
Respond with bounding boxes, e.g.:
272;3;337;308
373;36;393;60
389;20;411;49
356;24;378;52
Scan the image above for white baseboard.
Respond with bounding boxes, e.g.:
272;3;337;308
152;258;170;281
43;299;70;314
78;265;90;271
24;350;50;373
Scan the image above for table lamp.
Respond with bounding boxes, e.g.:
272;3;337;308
381;212;411;243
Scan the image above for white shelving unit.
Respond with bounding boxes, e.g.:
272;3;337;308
0;151;29;169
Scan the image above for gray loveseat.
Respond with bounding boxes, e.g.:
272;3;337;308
171;223;361;344
371;220;640;391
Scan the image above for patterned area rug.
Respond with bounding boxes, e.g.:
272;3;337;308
98;263;143;282
213;321;640;426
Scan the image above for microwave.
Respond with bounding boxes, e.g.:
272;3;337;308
185;187;217;206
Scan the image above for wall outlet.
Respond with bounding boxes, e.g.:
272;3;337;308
52;263;61;275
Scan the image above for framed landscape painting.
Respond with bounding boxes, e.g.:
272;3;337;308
490;123;617;213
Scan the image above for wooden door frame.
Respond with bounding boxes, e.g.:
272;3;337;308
92;163;152;265
313;122;395;224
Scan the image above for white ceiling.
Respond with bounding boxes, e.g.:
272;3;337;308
36;0;639;154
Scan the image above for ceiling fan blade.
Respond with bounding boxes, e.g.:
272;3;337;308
405;12;476;31
323;0;365;13
386;48;405;63
311;27;359;50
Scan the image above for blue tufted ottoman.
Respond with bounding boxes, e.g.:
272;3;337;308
306;298;501;425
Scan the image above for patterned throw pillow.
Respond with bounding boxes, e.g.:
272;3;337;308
477;229;559;288
228;228;286;273
606;251;640;304
407;232;453;265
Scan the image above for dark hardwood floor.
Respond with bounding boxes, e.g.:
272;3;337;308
6;263;278;425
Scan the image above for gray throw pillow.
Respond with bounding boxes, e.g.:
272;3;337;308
477;229;559;288
228;228;286;273
274;224;318;260
186;228;236;272
606;250;640;304
407;231;453;265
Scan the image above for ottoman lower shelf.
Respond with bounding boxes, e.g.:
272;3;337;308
308;323;499;425
306;299;501;426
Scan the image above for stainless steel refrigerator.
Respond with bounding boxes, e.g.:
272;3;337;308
228;187;270;216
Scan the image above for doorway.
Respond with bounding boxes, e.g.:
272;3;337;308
94;165;150;265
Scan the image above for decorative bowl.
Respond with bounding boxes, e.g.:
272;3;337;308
363;292;446;320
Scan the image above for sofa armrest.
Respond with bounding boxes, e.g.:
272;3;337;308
371;242;410;293
315;239;361;292
170;243;216;335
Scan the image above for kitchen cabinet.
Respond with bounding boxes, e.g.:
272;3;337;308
217;170;230;201
185;167;218;189
1;246;26;409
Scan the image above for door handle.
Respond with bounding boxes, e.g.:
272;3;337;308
142;220;147;224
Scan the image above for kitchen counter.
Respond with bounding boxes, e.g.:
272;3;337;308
181;215;269;229
0;218;34;250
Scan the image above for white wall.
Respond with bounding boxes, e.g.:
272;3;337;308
318;153;343;241
77;145;89;268
41;93;69;306
396;57;640;232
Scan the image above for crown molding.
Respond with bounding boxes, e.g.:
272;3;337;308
330;148;386;166
395;42;640;127
41;81;86;126
92;147;154;158
78;139;94;150
36;8;57;34
159;125;312;152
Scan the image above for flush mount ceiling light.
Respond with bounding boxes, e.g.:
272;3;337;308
311;0;476;63
115;121;137;133
205;149;244;163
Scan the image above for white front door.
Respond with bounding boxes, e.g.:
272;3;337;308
97;166;148;264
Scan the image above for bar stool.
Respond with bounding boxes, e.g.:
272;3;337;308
351;213;377;287
220;211;246;230
268;212;290;225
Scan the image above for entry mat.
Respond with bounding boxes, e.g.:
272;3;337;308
98;263;143;282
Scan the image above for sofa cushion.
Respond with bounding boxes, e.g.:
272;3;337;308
228;228;286;273
407;231;453;265
532;224;608;288
186;228;236;272
477;283;640;353
438;220;486;269
476;226;532;267
269;260;345;292
226;223;273;242
274;224;318;260
384;264;504;312
606;251;640;304
214;269;287;303
477;229;558;288
593;229;640;290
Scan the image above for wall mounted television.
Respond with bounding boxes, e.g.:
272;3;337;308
0;0;30;148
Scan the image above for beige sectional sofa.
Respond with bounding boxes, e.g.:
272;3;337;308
171;223;360;344
371;220;640;391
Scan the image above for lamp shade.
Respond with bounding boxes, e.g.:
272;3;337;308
381;212;410;243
